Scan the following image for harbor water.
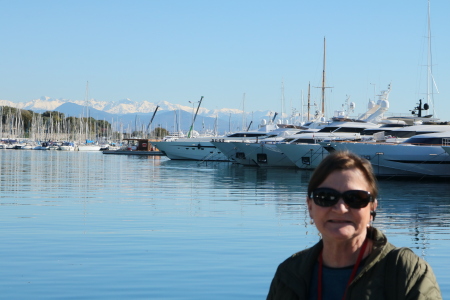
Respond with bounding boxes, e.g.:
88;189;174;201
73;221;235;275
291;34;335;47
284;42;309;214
1;150;449;299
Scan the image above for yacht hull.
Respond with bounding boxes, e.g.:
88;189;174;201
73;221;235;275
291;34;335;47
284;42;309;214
233;142;296;167
153;140;229;161
276;143;329;170
326;142;450;177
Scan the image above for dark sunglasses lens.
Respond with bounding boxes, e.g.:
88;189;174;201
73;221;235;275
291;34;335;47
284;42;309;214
312;189;340;207
342;190;371;208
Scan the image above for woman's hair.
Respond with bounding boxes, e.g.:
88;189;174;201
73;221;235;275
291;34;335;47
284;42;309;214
307;150;378;199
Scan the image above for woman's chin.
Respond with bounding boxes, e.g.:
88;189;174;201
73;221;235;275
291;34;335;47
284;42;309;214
322;225;357;240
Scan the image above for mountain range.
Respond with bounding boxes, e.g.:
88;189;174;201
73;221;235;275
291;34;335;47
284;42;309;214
0;97;281;134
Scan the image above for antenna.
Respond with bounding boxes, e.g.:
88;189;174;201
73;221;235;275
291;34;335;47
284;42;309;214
242;93;246;130
307;82;311;121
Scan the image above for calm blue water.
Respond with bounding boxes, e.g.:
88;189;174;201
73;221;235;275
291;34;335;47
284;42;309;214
1;150;449;299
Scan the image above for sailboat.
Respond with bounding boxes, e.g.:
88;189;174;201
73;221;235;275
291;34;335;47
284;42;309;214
77;82;101;151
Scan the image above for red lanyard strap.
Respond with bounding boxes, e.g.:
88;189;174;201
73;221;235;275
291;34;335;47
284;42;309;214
318;238;368;300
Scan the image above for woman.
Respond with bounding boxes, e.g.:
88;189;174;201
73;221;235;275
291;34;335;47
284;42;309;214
266;151;441;300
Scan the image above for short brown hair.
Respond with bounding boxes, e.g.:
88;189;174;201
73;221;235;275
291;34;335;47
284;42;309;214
307;151;378;199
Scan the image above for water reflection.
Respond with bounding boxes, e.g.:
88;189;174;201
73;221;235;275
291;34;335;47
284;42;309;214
1;151;449;298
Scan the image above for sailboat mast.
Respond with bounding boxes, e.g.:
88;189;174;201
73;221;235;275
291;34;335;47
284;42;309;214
301;89;304;124
427;0;435;117
85;81;89;141
281;80;285;124
321;38;327;115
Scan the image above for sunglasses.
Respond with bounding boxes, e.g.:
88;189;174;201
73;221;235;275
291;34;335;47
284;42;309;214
310;188;373;209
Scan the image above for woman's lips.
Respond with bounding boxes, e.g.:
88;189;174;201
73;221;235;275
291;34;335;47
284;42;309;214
328;219;352;223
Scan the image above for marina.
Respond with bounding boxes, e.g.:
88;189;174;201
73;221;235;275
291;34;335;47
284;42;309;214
2;1;450;297
1;150;449;299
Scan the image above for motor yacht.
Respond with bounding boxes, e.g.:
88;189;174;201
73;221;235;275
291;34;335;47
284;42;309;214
322;130;450;177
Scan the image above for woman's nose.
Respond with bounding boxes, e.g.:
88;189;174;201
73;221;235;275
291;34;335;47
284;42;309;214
332;197;349;211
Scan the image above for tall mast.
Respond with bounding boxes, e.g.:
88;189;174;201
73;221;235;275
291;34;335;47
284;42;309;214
321;37;326;115
281;80;285;124
315;37;332;118
85;81;89;141
301;89;304;124
426;0;436;117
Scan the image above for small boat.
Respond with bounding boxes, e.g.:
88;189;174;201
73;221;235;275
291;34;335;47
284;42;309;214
59;142;76;151
102;138;164;156
34;142;50;150
77;140;101;151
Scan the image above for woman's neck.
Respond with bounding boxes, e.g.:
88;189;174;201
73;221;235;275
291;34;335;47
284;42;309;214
321;235;371;268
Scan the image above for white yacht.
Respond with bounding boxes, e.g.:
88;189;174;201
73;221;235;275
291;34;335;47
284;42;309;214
275;119;381;169
231;127;319;167
209;121;281;162
153;119;286;162
161;131;186;142
153;135;228;161
322;131;450;177
77;144;101;151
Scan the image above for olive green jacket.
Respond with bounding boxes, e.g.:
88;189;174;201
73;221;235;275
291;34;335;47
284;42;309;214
266;227;442;300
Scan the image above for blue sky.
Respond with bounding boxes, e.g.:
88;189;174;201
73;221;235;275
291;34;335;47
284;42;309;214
1;0;449;120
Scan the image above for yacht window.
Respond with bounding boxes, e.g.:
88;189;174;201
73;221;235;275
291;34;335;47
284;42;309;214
333;127;366;133
227;133;267;138
257;153;268;163
391;131;417;138
301;157;311;165
380;124;410;128
393;131;437;138
236;152;246;159
318;127;338;133
361;129;386;135
293;139;316;144
404;137;443;145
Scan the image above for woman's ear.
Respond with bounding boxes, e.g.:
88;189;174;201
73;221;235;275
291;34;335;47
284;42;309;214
372;199;378;211
370;199;378;221
307;197;313;217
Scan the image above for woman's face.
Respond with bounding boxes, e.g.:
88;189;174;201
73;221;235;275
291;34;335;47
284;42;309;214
307;168;377;243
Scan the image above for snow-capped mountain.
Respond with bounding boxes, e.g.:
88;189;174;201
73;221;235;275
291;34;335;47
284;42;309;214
0;96;281;134
0;97;275;120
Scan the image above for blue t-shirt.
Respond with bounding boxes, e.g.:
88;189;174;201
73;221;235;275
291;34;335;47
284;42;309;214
308;260;365;300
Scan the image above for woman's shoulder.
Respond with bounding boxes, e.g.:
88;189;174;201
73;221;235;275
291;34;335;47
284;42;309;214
386;246;431;270
383;247;442;299
277;242;322;273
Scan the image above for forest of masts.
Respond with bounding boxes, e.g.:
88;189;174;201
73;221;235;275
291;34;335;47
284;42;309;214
0;106;168;143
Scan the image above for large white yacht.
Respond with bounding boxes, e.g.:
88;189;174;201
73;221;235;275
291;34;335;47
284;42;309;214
153;135;228;161
153;121;279;161
322;130;450;177
208;121;282;162
230;125;313;167
275;119;382;169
